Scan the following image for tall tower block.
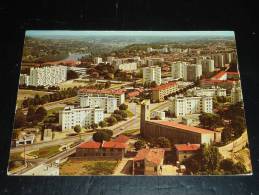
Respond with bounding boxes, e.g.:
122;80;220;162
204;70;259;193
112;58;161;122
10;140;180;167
140;100;150;136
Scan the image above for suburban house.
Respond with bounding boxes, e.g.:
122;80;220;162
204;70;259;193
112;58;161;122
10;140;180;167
175;143;200;163
133;148;165;175
75;136;129;160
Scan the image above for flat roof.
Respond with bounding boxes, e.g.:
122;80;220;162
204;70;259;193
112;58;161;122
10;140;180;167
148;120;215;134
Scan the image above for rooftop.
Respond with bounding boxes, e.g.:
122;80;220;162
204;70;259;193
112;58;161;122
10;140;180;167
134;148;165;165
152;82;177;91
102;141;127;149
113;135;129;143
78;88;126;95
211;71;227;80
78;141;101;149
175;144;200;152
148;120;214;134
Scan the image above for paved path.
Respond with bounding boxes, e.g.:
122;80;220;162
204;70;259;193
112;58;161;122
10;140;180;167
113;158;133;175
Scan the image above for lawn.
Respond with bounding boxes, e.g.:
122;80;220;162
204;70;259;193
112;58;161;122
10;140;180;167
16;89;53;107
27;145;61;158
9;152;23;161
126;110;135;118
122;129;140;136
60;160;118;176
47;106;65;115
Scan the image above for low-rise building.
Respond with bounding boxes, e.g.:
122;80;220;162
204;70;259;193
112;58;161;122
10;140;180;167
175;143;200;163
152;82;178;102
94;57;102;64
169;95;213;117
134;148;165;175
114;62;137;72
59;106;104;131
75;139;128;160
151;111;166;120
186;86;226;97
79;95;117;113
78;88;126;106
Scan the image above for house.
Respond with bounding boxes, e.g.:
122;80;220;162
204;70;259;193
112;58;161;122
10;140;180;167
175;143;200;163
75;139;128;160
133;148;165;175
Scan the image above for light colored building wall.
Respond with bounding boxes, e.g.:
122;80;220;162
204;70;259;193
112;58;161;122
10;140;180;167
143;66;161;85
114;62;137;71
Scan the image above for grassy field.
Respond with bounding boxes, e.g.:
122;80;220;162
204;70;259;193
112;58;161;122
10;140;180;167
60;160;118;176
27;145;61;158
9;152;23;161
17;89;53;107
122;129;140;136
47;107;65;115
126;110;135;118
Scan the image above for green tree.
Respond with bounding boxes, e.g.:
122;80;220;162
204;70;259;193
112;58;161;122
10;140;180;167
232;162;247;174
34;106;47;122
134;140;146;151
150;81;157;88
119;103;128;110
91;123;98;130
156;137;171;148
99;121;108;128
220;158;234;173
107;116;117;126
183;157;200;174
222;126;233;143
14;109;26;128
112;114;123;121
74;125;81;134
231;116;246;137
93;131;111;143
202;145;222;173
105;81;111;88
199;113;222;130
26;105;36;122
67;70;79;80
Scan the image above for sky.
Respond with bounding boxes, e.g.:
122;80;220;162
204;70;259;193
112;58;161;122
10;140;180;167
26;30;235;37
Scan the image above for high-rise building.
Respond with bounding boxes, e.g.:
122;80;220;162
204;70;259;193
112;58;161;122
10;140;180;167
212;54;224;67
19;74;30;86
59;106;104;131
183;64;202;81
201;59;215;74
143;66;162;85
169;95;213;117
29;65;67;86
171;62;187;79
79;96;117;113
94;57;102;64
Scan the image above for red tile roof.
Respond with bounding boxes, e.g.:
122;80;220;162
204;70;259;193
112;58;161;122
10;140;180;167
78;141;101;149
211;71;227;80
152;82;177;91
175;144;200;152
149;120;214;134
113;135;129;143
200;79;235;84
127;91;140;98
78;88;126;95
43;59;81;66
102;141;127;149
134;148;165;165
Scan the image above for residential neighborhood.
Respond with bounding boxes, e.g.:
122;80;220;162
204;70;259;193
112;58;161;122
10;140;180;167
8;31;252;176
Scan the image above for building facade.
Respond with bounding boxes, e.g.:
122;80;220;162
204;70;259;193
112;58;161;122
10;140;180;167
187;86;226;97
59;106;104;131
29;65;67;86
231;85;243;104
143;66;162;85
79;95;117;113
201;59;215;74
78;88;125;106
171;62;187;79
151;82;178;102
114;62;137;71
183;64;202;81
169;95;213;117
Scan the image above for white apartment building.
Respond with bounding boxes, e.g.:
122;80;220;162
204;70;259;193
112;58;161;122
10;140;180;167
19;74;30;86
78;88;125;106
212;54;224;67
79;95;117;113
231;85;243;104
143;66;161;85
94;57;102;64
201;59;215;74
171;62;187;79
169;95;213;117
68;67;87;76
187;86;226;97
29;65;67;86
114;62;137;71
151;111;166;120
59;106;104;131
183;64;202;81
